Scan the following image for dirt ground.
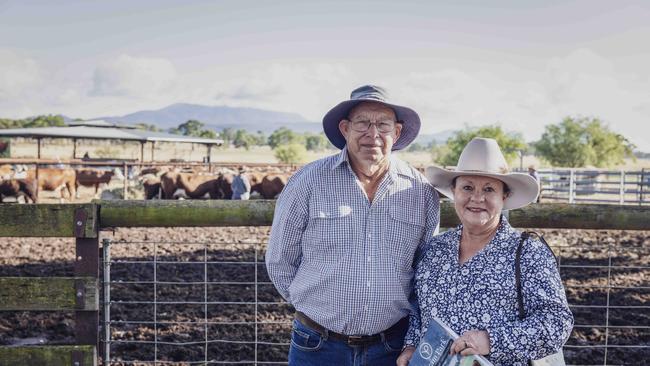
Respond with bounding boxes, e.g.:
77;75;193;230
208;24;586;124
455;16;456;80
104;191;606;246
0;225;648;365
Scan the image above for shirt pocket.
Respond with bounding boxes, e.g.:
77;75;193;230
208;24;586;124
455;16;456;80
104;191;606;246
383;204;426;271
303;203;354;266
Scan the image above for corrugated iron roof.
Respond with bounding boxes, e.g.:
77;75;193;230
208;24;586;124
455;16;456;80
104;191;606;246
0;125;223;145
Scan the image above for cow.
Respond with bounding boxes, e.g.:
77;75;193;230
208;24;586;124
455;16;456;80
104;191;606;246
0;164;13;179
256;173;291;199
141;175;162;200
25;168;76;202
160;170;222;199
75;168;124;198
0;179;37;203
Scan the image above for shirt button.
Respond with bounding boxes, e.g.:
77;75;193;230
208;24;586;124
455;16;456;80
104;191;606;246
364;305;368;311
367;256;371;262
366;281;371;287
367;233;372;239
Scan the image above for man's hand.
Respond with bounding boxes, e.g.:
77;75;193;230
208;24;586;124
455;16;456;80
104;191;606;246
396;346;416;366
450;330;490;356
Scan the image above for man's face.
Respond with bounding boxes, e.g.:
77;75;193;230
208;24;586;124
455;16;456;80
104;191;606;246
338;102;402;165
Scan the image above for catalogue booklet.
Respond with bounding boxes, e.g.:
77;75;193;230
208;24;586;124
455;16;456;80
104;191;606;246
409;317;494;366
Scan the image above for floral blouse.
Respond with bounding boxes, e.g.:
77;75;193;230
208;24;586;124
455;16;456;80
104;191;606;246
404;216;573;366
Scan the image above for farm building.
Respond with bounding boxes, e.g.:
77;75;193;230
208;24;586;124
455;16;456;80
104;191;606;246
0;120;223;162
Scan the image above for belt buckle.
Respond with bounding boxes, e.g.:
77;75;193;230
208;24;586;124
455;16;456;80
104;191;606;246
347;335;365;346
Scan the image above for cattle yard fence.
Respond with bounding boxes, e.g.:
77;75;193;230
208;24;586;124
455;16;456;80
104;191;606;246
535;168;650;205
0;201;649;365
3;158;649;205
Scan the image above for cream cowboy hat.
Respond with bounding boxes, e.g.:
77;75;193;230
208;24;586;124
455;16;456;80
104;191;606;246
426;137;540;210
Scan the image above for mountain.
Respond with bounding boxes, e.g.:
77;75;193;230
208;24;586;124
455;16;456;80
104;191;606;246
413;130;456;145
99;103;321;133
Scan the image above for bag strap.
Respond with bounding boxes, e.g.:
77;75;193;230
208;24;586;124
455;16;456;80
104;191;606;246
515;231;558;320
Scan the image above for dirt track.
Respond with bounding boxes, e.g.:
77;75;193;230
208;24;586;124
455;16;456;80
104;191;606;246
0;226;648;365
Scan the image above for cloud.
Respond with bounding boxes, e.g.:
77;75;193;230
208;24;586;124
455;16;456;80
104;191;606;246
209;62;356;119
90;54;177;97
0;49;42;99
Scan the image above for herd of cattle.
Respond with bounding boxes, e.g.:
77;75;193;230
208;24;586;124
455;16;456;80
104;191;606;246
0;164;291;203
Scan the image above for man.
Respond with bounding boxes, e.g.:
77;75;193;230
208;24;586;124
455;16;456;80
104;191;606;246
528;165;541;203
231;166;251;200
266;85;440;365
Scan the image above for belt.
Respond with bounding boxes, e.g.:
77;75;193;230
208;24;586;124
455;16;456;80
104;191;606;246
294;311;408;347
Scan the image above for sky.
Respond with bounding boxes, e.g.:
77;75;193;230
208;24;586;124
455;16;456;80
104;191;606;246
1;0;649;151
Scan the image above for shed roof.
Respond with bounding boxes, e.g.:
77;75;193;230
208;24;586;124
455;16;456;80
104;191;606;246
0;125;223;145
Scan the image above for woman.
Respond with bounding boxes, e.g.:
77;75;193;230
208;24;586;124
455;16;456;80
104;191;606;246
397;138;573;366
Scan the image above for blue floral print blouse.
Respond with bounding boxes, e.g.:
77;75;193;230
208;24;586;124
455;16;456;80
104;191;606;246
404;216;573;366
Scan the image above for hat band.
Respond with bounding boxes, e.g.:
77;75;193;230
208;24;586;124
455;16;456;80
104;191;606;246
350;91;387;102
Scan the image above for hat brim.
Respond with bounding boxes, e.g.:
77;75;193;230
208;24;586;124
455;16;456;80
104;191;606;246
425;166;540;210
322;99;421;151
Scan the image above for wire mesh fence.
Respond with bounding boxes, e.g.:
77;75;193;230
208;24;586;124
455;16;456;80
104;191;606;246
101;229;650;366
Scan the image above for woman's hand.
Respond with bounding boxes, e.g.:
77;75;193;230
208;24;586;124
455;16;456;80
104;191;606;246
450;330;490;356
396;346;416;366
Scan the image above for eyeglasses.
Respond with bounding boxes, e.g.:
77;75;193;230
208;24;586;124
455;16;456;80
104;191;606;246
347;119;397;133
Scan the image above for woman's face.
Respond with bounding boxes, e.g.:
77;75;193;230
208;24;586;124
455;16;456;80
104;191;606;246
452;175;508;230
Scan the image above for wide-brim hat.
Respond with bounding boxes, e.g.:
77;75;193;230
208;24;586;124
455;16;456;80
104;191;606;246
426;137;539;210
322;85;421;151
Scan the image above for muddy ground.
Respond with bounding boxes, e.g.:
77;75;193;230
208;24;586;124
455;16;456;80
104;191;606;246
0;226;648;365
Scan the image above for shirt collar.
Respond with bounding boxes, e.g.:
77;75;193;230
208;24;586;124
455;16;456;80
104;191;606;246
331;147;417;180
453;214;517;243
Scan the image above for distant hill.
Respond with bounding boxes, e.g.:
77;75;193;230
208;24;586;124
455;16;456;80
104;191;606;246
98;103;321;133
413;130;456;145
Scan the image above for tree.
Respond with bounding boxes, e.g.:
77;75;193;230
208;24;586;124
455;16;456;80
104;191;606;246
169;120;217;139
268;127;302;149
304;133;329;151
219;127;235;146
135;123;161;132
274;143;307;164
199;129;217;139
535;117;635;167
233;129;255;150
435;125;526;166
0;115;65;129
253;130;267;146
173;120;204;136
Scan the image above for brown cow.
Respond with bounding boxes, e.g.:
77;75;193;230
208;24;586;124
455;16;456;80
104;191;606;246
75;168;121;198
160;170;222;199
0;179;37;203
257;174;291;199
0;164;13;179
25;168;76;202
140;175;162;200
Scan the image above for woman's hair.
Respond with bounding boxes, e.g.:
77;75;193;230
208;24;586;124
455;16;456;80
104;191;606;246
451;176;511;196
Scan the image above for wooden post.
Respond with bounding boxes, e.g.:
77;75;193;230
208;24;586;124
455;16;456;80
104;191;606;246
123;162;128;200
641;168;646;204
140;142;145;162
72;138;77;159
620;170;625;205
568;170;575;204
35;163;40;200
151;141;155;161
73;207;99;353
36;137;42;159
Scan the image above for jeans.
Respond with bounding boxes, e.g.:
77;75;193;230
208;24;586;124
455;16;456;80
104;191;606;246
288;318;405;366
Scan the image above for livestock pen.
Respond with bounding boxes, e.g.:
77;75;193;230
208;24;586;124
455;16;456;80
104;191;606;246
0;201;648;365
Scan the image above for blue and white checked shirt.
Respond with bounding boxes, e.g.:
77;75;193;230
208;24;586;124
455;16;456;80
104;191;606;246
266;148;440;336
